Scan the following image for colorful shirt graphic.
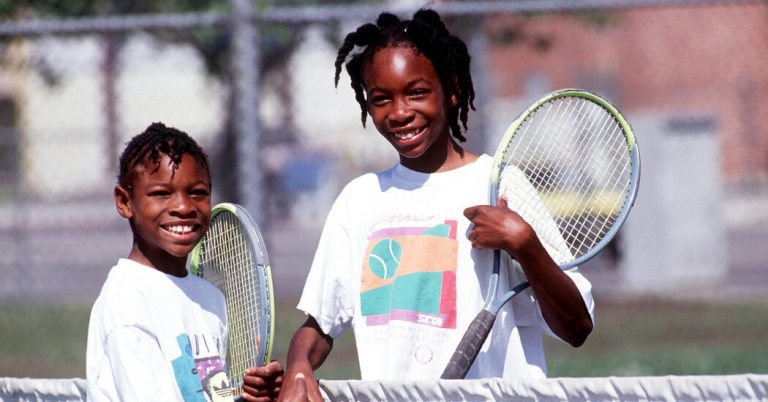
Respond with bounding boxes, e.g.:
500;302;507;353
172;334;233;402
361;220;458;329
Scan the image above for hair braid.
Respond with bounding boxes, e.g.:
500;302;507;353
334;8;475;142
117;122;210;190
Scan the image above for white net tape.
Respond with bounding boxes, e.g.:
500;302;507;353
3;375;767;402
319;375;768;402
0;378;86;402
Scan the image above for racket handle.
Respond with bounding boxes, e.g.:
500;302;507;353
440;309;496;379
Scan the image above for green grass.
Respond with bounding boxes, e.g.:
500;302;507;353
271;301;362;380
0;303;91;378
1;298;766;379
544;298;768;377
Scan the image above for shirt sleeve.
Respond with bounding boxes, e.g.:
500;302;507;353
297;201;356;339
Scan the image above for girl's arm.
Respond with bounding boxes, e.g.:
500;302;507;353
464;198;594;347
278;316;334;402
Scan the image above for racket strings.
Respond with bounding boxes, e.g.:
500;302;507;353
501;96;633;263
554;104;627;252
553;101;629;256
199;213;267;386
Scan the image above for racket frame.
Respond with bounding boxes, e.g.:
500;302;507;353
189;202;275;389
486;88;641;313
441;88;640;379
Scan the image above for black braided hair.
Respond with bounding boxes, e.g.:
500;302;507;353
117;122;211;190
334;8;475;142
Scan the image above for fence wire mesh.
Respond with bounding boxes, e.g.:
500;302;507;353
0;0;766;303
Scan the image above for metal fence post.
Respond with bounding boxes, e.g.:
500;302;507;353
231;0;263;225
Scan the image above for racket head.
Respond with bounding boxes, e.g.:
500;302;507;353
491;88;640;269
190;202;275;390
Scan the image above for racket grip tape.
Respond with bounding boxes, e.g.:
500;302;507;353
440;309;497;379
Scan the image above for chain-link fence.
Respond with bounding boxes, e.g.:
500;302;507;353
0;0;766;303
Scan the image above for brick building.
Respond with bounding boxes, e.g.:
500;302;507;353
486;3;768;188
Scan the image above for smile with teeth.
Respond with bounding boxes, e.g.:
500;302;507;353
392;127;423;140
163;224;196;235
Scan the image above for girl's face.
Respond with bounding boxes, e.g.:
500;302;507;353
115;153;211;275
362;46;457;172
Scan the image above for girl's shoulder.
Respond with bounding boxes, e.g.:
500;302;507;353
334;170;390;204
340;164;398;192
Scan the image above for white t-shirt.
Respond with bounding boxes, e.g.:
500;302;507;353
298;154;594;380
86;258;234;402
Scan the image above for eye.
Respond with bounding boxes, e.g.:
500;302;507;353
369;95;390;107
410;88;430;98
149;190;170;198
190;187;211;199
191;189;210;198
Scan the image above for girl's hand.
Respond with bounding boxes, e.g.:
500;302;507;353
464;197;538;256
466;197;594;346
241;360;284;402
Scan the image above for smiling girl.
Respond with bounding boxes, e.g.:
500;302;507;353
86;123;282;402
280;9;594;401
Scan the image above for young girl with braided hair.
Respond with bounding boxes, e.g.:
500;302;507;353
280;9;593;399
87;123;283;402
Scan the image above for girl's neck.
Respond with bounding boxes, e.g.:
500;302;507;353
128;243;188;277
401;136;479;173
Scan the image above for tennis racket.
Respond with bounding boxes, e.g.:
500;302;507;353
190;202;275;396
441;88;641;379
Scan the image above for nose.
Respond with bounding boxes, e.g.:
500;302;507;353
171;193;196;217
388;97;414;125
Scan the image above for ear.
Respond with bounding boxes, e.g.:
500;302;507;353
449;91;459;108
114;184;133;220
447;80;460;107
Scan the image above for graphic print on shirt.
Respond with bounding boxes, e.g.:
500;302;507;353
171;334;234;402
361;220;457;329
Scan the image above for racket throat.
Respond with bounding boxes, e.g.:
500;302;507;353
482;275;499;311
481;250;502;312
